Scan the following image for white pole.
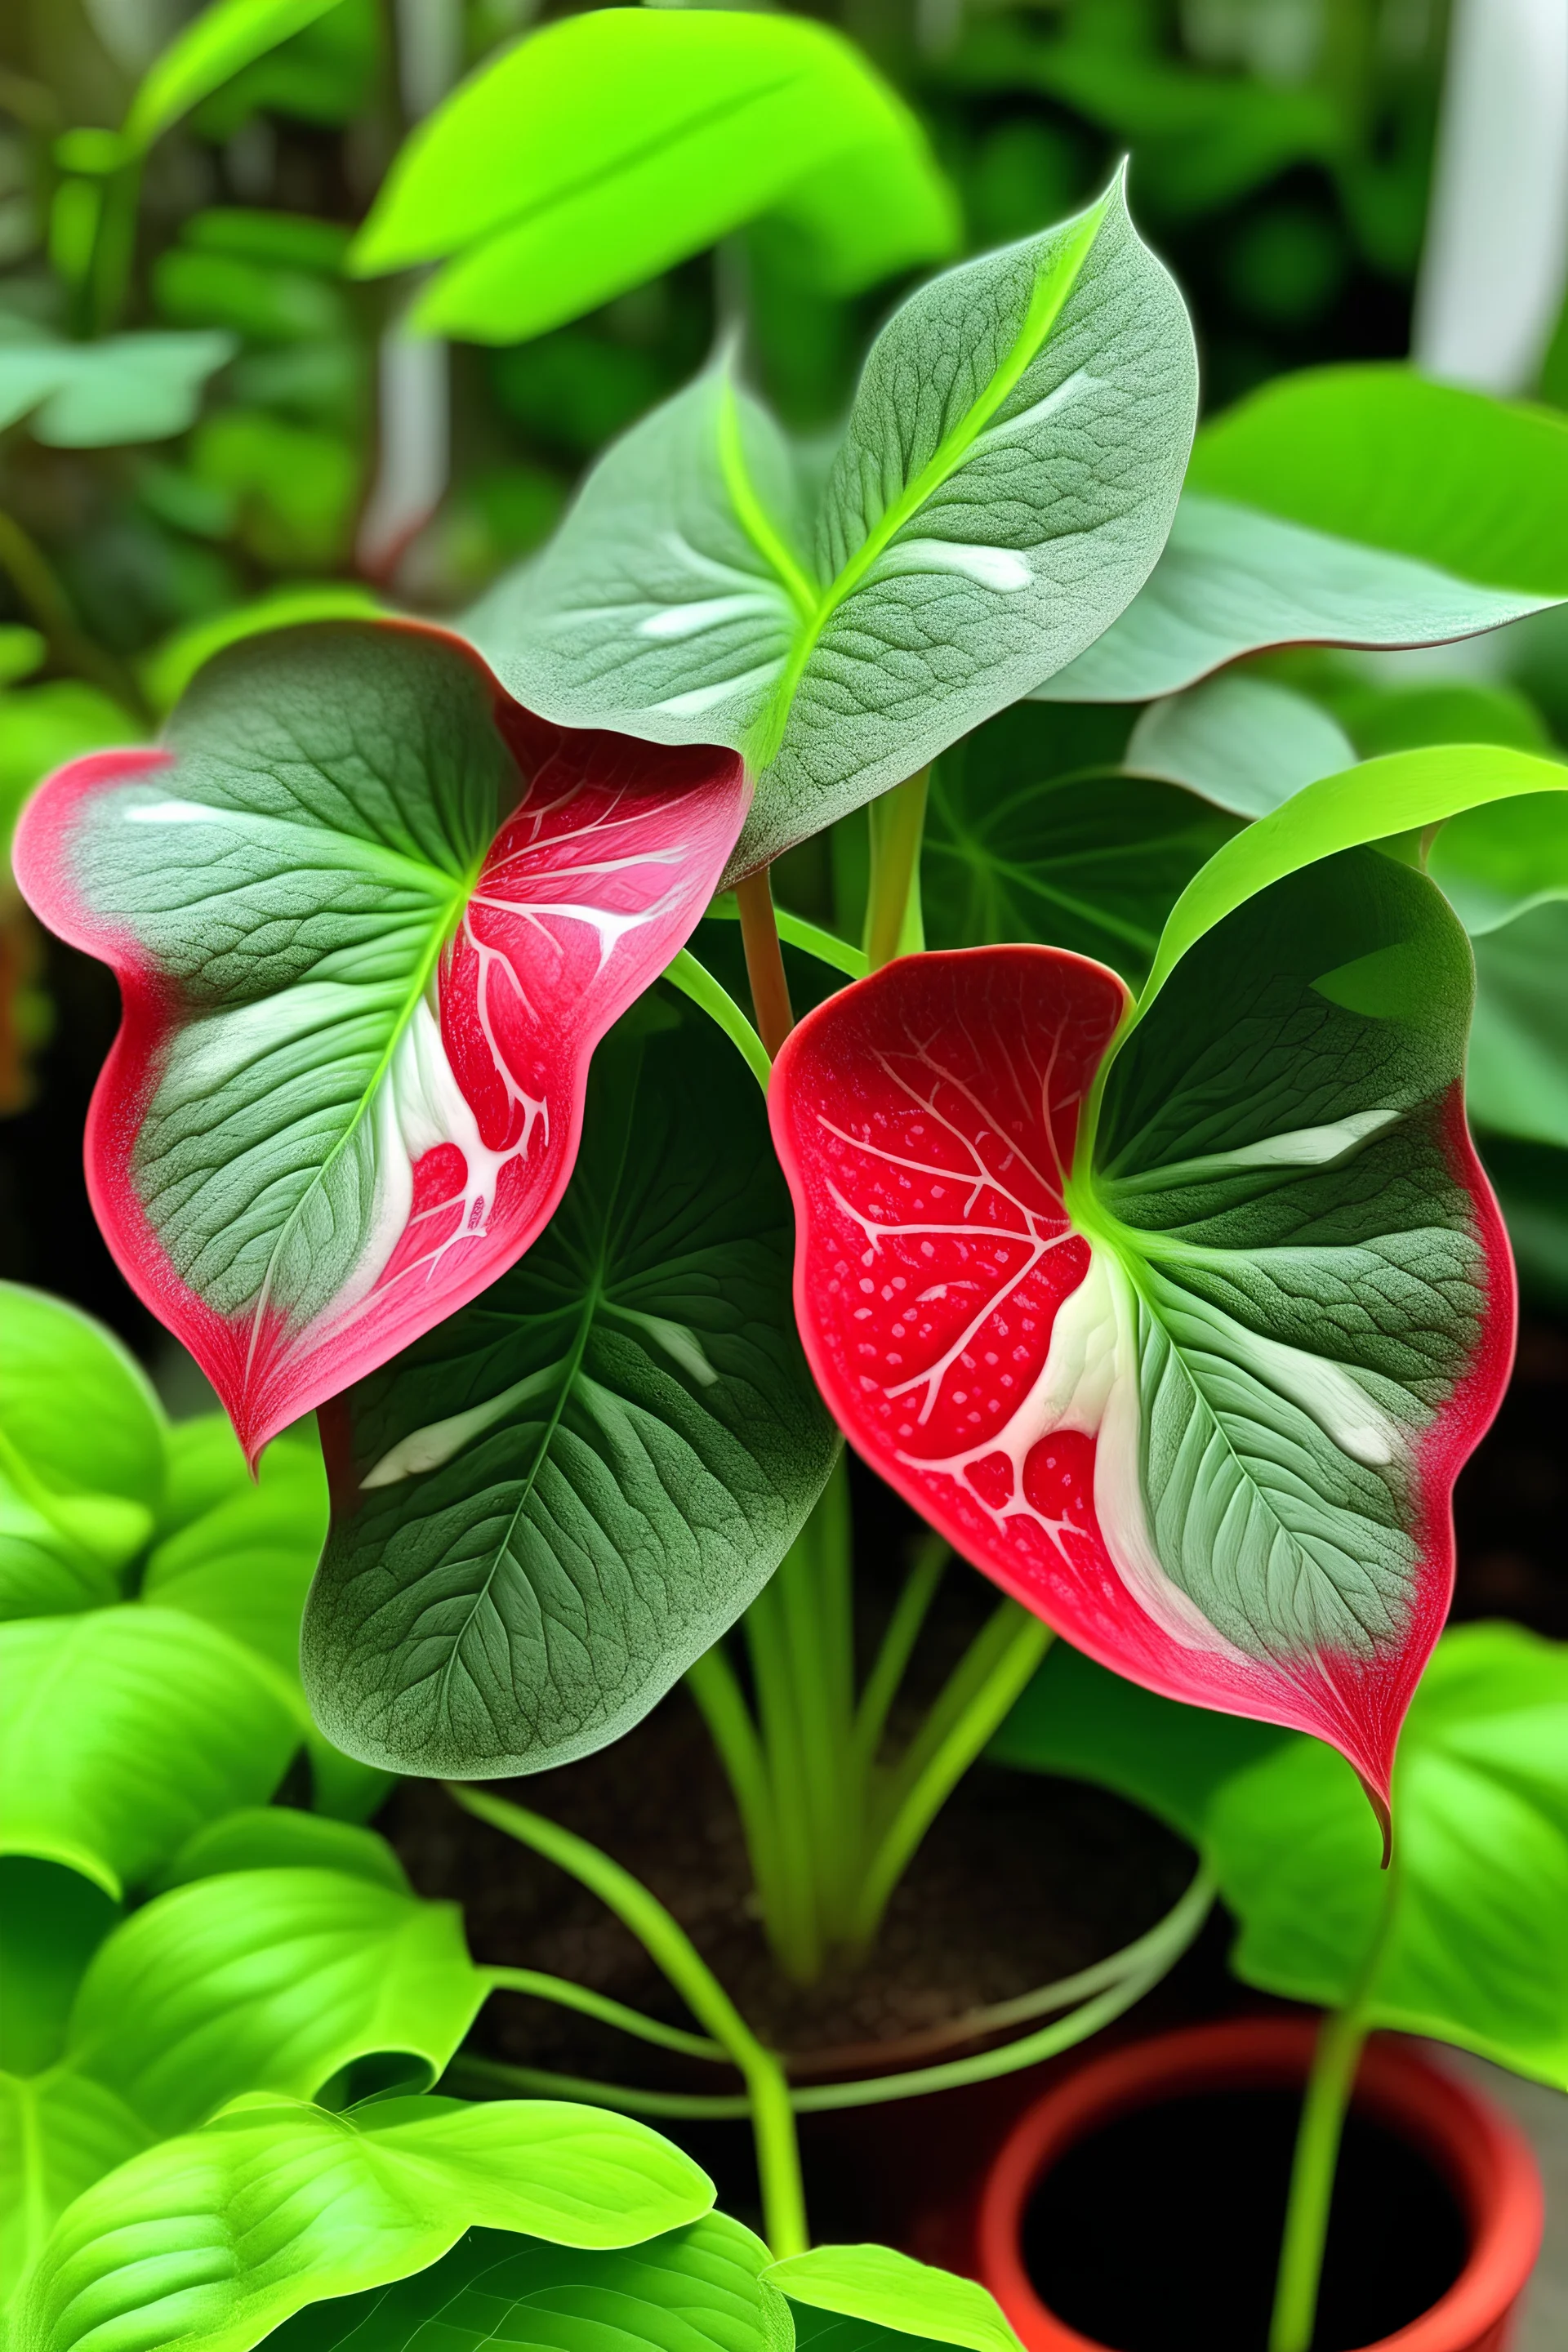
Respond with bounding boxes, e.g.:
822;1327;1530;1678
1412;0;1568;395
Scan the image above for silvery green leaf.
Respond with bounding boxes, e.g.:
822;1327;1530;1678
1125;673;1356;817
1040;368;1568;702
472;174;1196;880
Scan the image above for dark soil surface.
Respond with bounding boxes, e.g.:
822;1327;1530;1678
387;1685;1193;2079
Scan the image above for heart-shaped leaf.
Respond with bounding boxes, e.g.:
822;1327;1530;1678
305;993;837;1776
771;849;1511;1810
9;2094;713;2352
472;174;1195;882
261;2216;783;2352
0;1610;298;1899
66;1864;486;2135
1039;368;1568;702
351;8;956;340
13;622;747;1459
1207;1623;1568;2087
0;1285;167;1617
0;1847;484;2300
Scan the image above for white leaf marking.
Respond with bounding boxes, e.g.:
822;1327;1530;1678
362;1362;563;1486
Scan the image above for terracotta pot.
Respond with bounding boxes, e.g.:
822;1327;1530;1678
975;2017;1544;2352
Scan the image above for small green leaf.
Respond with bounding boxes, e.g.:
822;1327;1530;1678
0;1286;166;1618
122;0;347;154
10;2095;715;2352
0;328;234;447
261;2216;785;2352
351;9;956;341
1208;1623;1568;2087
766;2244;1024;2352
0;1609;298;1898
475;176;1196;880
1125;674;1356;818
305;996;837;1775
924;703;1236;987
65;1866;485;2133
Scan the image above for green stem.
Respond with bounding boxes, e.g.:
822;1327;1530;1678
744;1570;826;1983
851;1533;949;1774
850;1603;1052;1949
662;950;771;1091
484;1967;727;2061
864;768;929;969
706;895;867;980
1268;1846;1400;2352
449;1784;809;2258
1268;2006;1370;2352
452;1865;1214;2120
684;1643;786;1924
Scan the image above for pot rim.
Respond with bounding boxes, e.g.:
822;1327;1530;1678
976;2016;1544;2352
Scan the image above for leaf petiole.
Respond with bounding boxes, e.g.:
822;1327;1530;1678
449;1784;810;2258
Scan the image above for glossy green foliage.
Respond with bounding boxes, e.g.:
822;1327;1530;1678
306;997;838;1776
0;1285;164;1612
351;9;957;341
8;2094;713;2352
1209;1624;1568;2087
1041;368;1568;701
996;1619;1568;2091
0;1284;385;1829
474;177;1196;879
0;1611;297;1900
264;2217;785;2352
1134;743;1568;1013
0;1842;488;2297
767;2244;1024;2351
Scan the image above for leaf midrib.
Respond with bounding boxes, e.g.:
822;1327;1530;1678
242;866;474;1385
728;198;1108;770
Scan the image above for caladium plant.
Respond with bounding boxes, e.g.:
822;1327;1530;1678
769;847;1512;1818
12;623;747;1458
470;170;1197;878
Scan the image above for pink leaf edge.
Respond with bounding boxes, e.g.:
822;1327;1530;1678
768;945;1515;1815
13;630;749;1463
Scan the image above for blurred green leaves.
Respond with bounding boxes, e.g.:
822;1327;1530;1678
352;8;959;343
0;325;233;447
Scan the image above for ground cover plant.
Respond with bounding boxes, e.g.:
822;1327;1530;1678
3;5;1567;2350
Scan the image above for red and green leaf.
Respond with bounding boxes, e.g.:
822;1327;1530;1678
770;849;1513;1812
13;622;747;1460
